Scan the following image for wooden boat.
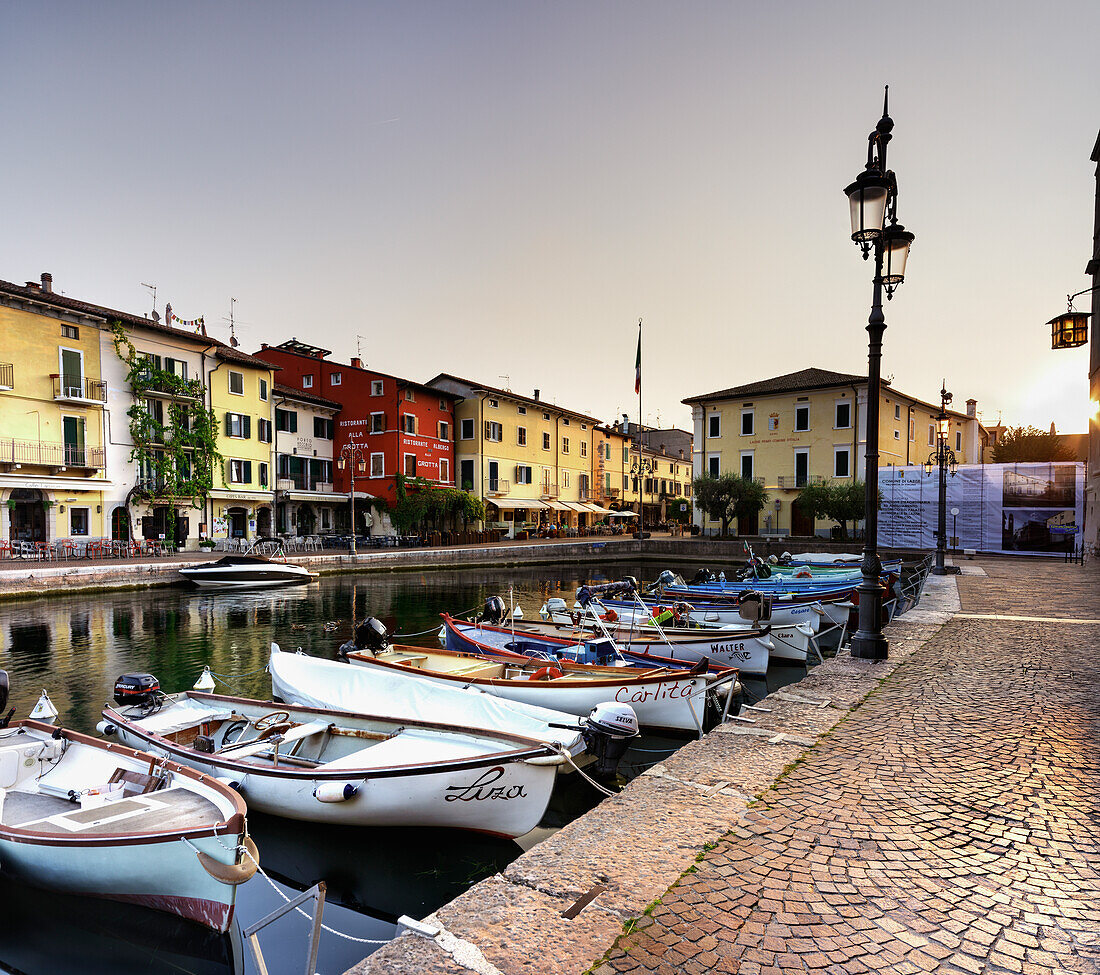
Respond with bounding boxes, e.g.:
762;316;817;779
344;639;740;735
101;690;567;839
265;644;592;761
178;539;317;589
0;718;254;932
444;612;776;675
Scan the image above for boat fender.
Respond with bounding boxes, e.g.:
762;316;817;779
195;835;259;886
96;721;116;736
794;568;813;579
216;776;242;792
314;781;359;802
531;666;563;681
600;609;619;623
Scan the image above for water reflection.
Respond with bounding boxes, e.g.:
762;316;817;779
0;561;810;974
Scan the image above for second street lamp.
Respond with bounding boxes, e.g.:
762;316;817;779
926;384;959;576
337;443;368;557
843;86;916;661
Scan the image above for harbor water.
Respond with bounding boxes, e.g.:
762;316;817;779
0;562;809;975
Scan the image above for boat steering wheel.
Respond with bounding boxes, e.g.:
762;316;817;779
252;710;291;732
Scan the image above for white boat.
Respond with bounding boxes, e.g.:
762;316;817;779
178;539;317;589
101;691;570;839
344;641;738;736
266;643;591;760
0;716;254;932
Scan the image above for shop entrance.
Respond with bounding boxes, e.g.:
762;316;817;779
8;489;46;543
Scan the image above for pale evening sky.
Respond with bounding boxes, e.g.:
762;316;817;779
2;1;1097;434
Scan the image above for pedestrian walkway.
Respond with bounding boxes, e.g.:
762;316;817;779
595;558;1100;975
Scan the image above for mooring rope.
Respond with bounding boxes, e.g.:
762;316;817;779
554;745;620;798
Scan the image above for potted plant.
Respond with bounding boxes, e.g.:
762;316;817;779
198;539;216;550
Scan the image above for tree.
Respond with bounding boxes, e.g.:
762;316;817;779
665;497;692;525
992;426;1076;463
692;474;768;536
796;481;881;539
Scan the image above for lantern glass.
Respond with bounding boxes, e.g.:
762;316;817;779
937;417;949;440
844;172;890;242
356;460;366;474
337;459;346;471
923;461;933;477
1049;312;1089;350
882;225;914;284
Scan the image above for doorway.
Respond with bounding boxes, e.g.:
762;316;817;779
737;511;758;536
227;507;247;539
8;489;46;543
791;497;815;537
256;507;272;538
111;507;130;541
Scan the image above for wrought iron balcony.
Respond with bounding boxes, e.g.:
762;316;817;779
52;375;107;404
0;362;12;390
139;373;203;401
0;438;105;470
776;474;825;489
539;482;559;498
487;478;510;495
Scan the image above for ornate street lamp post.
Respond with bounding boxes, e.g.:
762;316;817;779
337;443;367;557
843;87;915;661
923;384;958;575
631;454;656;531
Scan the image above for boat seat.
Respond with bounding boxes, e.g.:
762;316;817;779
390;653;429;668
320;729;494;770
219;719;329;759
108;768;166;797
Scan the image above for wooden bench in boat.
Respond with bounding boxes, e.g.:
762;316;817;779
217;719;329;759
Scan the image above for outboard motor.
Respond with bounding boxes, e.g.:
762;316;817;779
621;575;640;591
353;617;390;655
582;703;640;776
690;568;715;585
482;596;508;625
544;597;569;619
737;592;773;624
0;670;11;729
113;673;162;710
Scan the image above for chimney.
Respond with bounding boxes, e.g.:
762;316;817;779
41;272;53;293
966;398;976;418
351;357;363;368
533;389;540;401
1050;422;1057;435
24;280;40;290
261;342;269;349
679;448;684;459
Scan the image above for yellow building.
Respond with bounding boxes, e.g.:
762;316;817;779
593;423;693;527
428;375;613;536
684;367;981;537
0;273;109;547
207;348;278;541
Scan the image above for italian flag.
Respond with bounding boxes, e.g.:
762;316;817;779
634;321;642;394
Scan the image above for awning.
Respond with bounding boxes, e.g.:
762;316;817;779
488;498;548;510
545;500;572;511
561;501;588;513
608;509;639;518
585;503;614;515
288;491;348;503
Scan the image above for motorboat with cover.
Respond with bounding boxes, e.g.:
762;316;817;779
178;538;317;589
345;618;742;736
265;643;638;775
100;682;600;838
0;671;255;932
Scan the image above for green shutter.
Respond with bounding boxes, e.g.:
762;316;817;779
243;415;251;439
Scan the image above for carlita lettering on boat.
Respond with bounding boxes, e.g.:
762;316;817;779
614;680;694;704
445;766;528;802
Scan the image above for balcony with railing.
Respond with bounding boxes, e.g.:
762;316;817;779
140;373;203;401
52;375;107;405
276;475;336;493
776;474;825;489
539;482;559;499
0;362;12;390
0;438;105;471
487;478;510;496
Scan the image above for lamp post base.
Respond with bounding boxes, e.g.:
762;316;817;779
850;630;889;660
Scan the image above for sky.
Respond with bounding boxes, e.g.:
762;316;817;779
2;1;1097;434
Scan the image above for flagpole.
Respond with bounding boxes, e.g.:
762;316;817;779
636;318;643;528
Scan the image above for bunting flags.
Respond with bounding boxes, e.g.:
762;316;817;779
166;304;205;331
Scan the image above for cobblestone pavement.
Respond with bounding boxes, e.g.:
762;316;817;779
597;559;1100;975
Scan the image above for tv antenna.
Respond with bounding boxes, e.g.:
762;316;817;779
221;298;240;347
357;335;366;360
140;282;157;319
498;375;511;392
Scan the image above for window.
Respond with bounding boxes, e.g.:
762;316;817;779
794;450;809;486
708;455;720;478
371;412;385;434
439;457;450;483
562;437;570;454
460;459;474;491
488;398;498;409
581;423;588;431
275;409;297;433
229;371;244;395
331;372;342;386
404;389;415;402
834;448;850;478
517;426;527;446
225;412;251;438
894;404;901;420
562;418;570;426
314;417;333;439
580;441;587;458
460;418;474;440
794;405;810;432
228;459;252;483
370;453;384;477
708;414;721;438
515;465;533;484
61;324;79;340
70;507;89;535
955;431;962;451
543;432;552;450
605;472;612;493
402;414;416;435
563;471;570;488
741;410;754;436
258;418;272;443
928;424;935;447
669;463;674;473
485;421;502;442
165;358;188;381
623;446;629;463
605;444;611;460
835;402;851;429
740;453;754;479
404;454;417;477
768;415;779;432
517;406;527;415
542;411;550;421
371;380;384;396
623;474;629;491
438;420;450;440
439;399;449;411
258;462;269;489
302;375;314;389
894;429;900;440
909;418;916;441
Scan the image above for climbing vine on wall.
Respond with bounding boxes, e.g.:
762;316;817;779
110;322;221;511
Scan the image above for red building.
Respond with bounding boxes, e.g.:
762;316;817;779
254;340;456;523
